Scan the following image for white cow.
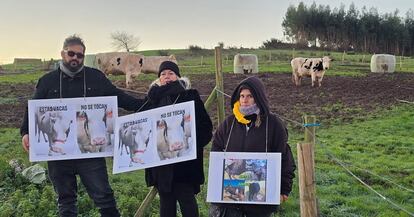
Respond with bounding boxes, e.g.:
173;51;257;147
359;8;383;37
76;108;112;153
118;124;152;166
234;54;259;74
35;110;73;155
141;55;177;74
156;114;191;160
95;52;144;88
291;56;333;87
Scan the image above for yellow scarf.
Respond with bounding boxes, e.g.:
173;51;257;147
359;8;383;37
233;101;251;124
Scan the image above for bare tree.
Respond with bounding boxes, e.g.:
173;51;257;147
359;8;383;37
110;31;142;52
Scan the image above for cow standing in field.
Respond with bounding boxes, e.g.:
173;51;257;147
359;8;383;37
76;108;113;153
291;56;333;87
35;110;73;155
141;55;177;74
118;124;152;166
95;52;144;88
156;114;191;160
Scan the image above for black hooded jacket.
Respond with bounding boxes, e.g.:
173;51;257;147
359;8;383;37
143;78;213;193
211;76;296;213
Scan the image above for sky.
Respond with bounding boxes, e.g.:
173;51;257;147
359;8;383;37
0;0;412;64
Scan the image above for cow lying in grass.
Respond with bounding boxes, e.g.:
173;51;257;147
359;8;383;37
291;56;333;87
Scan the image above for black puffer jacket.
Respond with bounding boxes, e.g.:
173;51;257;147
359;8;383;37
211;76;296;213
20;67;144;136
143;78;213;193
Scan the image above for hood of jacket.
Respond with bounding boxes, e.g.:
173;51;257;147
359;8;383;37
230;76;270;116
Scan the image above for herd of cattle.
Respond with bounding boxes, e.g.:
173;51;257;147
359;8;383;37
88;52;334;88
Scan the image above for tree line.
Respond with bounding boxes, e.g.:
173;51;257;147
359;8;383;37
281;2;414;56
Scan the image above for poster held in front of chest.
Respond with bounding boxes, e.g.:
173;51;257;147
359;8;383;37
112;101;197;174
207;152;281;205
28;96;117;162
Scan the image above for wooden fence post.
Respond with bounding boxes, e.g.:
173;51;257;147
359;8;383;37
215;46;225;125
204;89;217;112
297;115;318;217
134;187;158;217
304;115;316;144
341;50;346;64
134;49;225;216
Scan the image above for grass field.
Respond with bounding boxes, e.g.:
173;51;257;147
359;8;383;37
0;48;413;216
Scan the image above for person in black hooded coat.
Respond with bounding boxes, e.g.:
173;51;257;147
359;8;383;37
209;76;296;217
142;61;213;217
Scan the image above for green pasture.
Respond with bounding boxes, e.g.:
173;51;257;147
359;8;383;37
2;48;413;79
0;105;413;216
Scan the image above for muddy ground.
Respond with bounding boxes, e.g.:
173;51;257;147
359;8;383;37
1;72;413;129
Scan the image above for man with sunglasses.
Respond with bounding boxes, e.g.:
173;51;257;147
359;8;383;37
20;35;145;217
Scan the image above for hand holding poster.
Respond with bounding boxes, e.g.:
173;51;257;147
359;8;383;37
207;152;282;205
28;96;117;162
112;101;197;174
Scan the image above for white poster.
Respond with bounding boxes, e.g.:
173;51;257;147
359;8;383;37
28;96;118;162
113;101;197;174
207;152;281;205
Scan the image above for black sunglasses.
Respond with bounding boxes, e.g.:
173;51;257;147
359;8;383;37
64;50;85;59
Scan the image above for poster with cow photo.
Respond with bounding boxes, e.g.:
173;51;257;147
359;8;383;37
28;96;118;162
113;101;196;174
207;152;281;205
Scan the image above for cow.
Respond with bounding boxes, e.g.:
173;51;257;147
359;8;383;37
225;159;246;180
233;54;259;74
291;56;333;87
156;114;191;160
95;52;144;88
247;182;261;201
118;124;152;166
141;55;177;74
223;185;245;201
76;108;113;153
35;110;73;155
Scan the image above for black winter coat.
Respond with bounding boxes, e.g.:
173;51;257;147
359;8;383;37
211;76;296;214
20;67;144;136
143;79;213;193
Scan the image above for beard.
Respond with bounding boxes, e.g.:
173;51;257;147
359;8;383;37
63;59;83;72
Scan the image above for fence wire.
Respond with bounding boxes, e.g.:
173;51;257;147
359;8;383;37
301;125;414;217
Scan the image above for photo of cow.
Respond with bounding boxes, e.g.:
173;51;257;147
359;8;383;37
117;121;153;167
207;152;281;205
222;179;246;201
34;108;75;156
29;96;118;162
75;106;114;153
112;101;197;174
221;158;267;202
156;113;192;160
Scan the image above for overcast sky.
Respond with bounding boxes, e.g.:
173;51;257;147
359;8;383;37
0;0;412;64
